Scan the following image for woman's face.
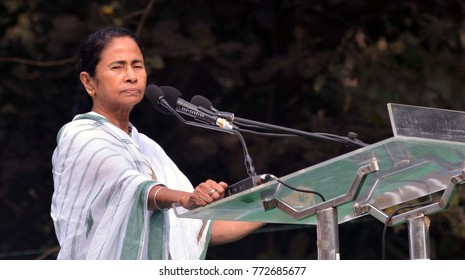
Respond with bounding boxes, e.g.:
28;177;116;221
81;36;147;116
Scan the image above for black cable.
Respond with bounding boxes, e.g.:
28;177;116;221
265;174;326;202
380;180;433;260
232;129;256;176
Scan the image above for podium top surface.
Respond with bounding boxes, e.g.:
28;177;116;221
174;104;465;225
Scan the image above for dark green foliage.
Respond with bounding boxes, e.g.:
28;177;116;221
2;0;465;259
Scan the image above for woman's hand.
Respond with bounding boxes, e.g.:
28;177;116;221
180;179;228;209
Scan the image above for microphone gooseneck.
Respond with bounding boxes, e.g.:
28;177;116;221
159;85;256;177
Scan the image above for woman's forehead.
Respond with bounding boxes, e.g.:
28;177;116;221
101;37;143;60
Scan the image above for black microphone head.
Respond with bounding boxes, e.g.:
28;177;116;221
160;86;182;110
191;95;213;109
145;84;171;115
191;94;234;122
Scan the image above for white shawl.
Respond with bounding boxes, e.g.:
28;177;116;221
51;112;211;259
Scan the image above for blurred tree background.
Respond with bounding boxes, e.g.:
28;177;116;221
2;0;465;260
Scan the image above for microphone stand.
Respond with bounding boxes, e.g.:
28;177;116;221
153;97;260;197
234;116;368;149
190;94;368;148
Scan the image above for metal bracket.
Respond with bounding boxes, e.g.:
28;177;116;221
261;159;379;220
356;169;465;227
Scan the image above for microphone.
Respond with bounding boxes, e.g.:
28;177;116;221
191;95;235;122
160;86;235;130
145;84;172;115
145;84;237;136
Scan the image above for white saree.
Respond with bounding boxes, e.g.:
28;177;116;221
51;112;211;259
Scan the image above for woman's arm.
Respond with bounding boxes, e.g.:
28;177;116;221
209;220;265;245
147;179;228;211
147;180;264;245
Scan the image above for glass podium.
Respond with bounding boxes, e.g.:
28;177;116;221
174;103;465;259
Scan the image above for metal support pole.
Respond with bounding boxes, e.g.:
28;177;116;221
316;207;339;260
407;213;430;260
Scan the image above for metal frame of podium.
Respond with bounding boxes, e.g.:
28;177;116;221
173;103;465;260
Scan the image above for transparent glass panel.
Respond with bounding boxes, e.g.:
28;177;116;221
389;103;465;142
174;137;465;224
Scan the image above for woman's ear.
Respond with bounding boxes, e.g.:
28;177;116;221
79;71;95;96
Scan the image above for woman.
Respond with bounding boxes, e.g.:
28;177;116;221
51;26;262;259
